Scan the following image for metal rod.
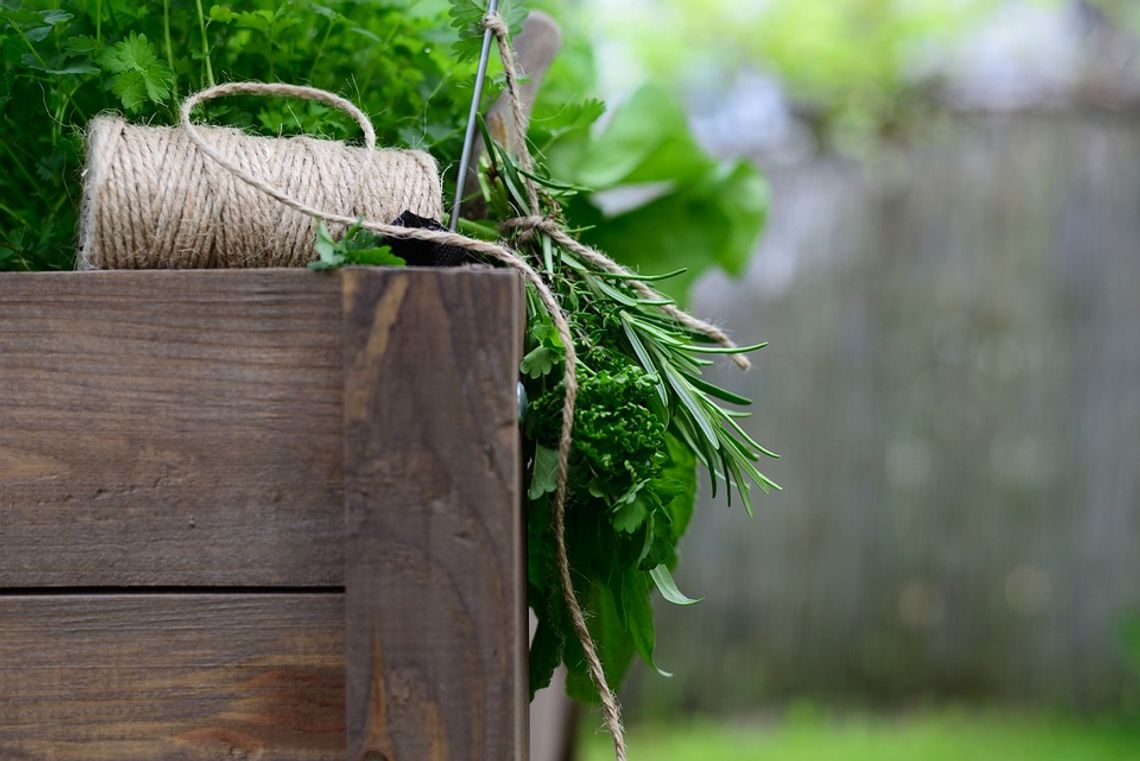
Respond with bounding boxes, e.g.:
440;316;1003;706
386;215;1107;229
449;0;499;231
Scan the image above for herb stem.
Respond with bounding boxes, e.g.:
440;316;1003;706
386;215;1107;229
455;217;499;239
194;0;215;87
1;116;52;187
307;16;337;82
163;0;178;99
0;199;31;227
9;21;51;70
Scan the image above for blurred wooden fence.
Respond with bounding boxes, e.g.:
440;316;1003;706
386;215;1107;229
633;109;1140;714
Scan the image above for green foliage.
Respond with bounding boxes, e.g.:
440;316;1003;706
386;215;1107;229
309;220;404;270
448;0;526;60
1;0;762;294
0;0;484;271
544;84;767;301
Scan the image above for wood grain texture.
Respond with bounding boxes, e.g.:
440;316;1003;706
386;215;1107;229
342;268;526;761
0;270;344;587
0;268;524;590
0;594;345;761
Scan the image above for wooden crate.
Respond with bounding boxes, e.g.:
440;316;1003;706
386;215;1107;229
0;268;526;761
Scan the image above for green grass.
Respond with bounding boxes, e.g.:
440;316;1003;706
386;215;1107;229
580;708;1140;761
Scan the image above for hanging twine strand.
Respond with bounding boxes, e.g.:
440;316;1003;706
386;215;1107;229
482;13;541;215
176;19;750;761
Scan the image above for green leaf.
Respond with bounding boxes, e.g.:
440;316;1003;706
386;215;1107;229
612;493;649;534
208;5;235;23
308;221;404;269
529;607;565;697
577;160;768;303
40;10;73;26
448;0;528;61
97;32;173;112
308;222;345;270
346;246;404;267
661;433;697;541
717;161;769;278
527;444;559;500
660;361;720;451
681;371;753;406
64;35;98;54
562;84;712;189
650;564;702;606
520;345;556;379
24;26;52;43
616;569;670;677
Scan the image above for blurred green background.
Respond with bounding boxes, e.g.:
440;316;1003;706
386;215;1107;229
568;0;1140;758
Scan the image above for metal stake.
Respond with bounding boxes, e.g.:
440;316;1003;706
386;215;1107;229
449;0;499;231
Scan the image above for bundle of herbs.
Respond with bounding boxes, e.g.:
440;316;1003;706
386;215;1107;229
462;131;778;700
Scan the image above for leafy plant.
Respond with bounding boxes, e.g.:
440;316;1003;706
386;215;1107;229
0;0;486;271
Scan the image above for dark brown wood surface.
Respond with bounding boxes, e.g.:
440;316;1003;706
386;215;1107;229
342;268;526;761
0;270;345;587
0;267;526;759
0;594;345;761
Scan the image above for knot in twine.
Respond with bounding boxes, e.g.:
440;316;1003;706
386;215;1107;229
172;16;750;761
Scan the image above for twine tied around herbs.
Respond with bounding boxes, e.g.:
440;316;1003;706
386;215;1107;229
175;15;749;761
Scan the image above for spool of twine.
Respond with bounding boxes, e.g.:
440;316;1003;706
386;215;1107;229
78;112;441;270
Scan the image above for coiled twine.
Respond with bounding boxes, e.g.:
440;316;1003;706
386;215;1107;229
78;115;442;269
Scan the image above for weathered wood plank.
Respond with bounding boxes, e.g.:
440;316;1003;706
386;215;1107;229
0;268;523;589
0;594;344;761
0;269;344;587
342;268;526;761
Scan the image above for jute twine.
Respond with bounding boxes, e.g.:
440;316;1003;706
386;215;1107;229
78;86;441;269
78;17;749;760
